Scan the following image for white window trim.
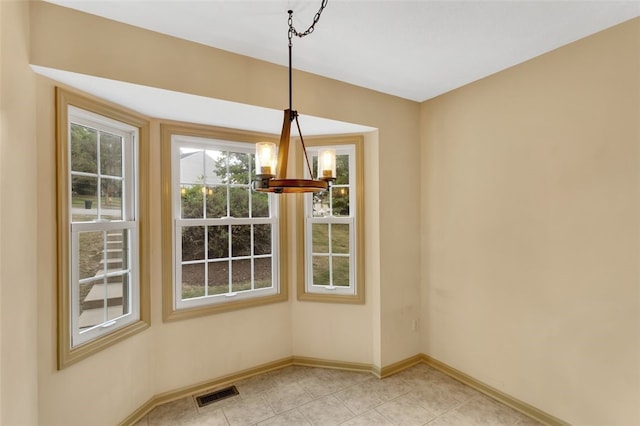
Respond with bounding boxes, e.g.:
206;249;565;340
170;135;280;311
67;107;141;348
303;145;358;296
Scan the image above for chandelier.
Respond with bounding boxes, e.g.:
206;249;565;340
254;1;335;193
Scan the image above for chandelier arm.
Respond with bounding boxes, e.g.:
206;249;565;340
294;115;315;179
276;109;293;180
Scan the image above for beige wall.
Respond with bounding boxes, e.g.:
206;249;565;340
4;1;636;425
290;131;380;365
23;1;420;424
420;17;640;426
1;1;39;425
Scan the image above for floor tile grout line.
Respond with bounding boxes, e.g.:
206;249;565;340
421;397;471;425
145;364;542;426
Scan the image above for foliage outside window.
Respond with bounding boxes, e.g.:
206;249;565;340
56;88;150;369
161;126;287;320
297;137;364;303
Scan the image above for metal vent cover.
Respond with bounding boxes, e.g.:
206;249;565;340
195;385;239;407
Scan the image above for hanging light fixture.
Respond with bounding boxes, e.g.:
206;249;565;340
254;1;334;194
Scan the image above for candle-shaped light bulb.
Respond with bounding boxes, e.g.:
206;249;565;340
318;149;336;180
256;142;277;177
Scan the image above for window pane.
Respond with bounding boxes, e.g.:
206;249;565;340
209;151;228;183
100;229;131;320
101;178;123;220
208;226;229;259
79;231;104;280
312;256;330;285
332;257;350;287
332;187;349;217
227;152;250;185
180;148;204;184
231;225;251;257
65;101;144;354
204;149;220;185
229;187;249;218
312;155;318;180
120;273;131;315
172;138;279;311
312;223;329;253
72;176;98;222
208;261;229;295
312;191;329;217
206;186;227;218
331;224;350;254
107;273;127;320
254;258;272;289
182;226;205;261
71;123;97;174
79;271;129;327
254;224;271;255
251;191;269;218
307;147;362;297
181;263;205;299
106;229;128;275
78;277;103;328
113;228;129;267
232;259;252;292
181;185;204;219
100;132;122;177
335;154;349;185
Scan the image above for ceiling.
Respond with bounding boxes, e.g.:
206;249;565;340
42;0;639;102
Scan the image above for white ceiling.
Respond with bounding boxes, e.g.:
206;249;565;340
43;0;639;102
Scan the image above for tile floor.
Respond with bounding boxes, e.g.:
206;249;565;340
135;363;542;425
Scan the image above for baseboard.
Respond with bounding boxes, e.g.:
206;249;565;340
120;353;567;426
421;354;568;426
118;356;294;426
378;354;423;378
120;356;377;425
291;355;375;374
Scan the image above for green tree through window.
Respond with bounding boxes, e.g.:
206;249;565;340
170;136;280;311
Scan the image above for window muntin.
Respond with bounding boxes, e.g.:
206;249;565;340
171;135;279;311
67;106;140;347
304;145;358;296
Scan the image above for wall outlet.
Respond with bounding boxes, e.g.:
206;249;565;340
411;319;419;331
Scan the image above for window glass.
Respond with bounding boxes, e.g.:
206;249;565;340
67;106;141;348
300;140;363;303
57;89;149;369
170;135;280;312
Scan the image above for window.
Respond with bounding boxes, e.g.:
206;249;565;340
161;125;287;320
297;137;364;303
56;88;149;368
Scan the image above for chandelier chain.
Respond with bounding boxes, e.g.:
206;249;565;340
288;0;329;43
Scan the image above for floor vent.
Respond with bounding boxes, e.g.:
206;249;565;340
195;386;239;407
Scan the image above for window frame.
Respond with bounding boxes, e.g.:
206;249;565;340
161;123;289;321
297;136;365;304
56;88;150;369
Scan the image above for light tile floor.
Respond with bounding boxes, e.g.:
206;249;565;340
135;363;542;425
